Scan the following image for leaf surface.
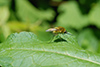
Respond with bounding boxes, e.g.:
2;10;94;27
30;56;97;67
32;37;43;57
16;0;55;23
57;1;88;29
89;2;100;28
0;32;100;67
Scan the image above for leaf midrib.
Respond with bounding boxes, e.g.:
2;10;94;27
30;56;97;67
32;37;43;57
1;48;100;66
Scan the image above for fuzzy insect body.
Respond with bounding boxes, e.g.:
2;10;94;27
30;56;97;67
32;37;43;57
46;27;67;34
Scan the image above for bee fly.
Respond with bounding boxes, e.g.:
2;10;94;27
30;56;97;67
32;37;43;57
46;26;67;34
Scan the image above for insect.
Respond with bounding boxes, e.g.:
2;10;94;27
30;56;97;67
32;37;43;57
46;26;67;34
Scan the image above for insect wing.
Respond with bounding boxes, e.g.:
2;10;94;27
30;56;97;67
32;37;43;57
46;28;57;32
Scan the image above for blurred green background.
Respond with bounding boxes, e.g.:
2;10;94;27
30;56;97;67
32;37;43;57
0;0;100;53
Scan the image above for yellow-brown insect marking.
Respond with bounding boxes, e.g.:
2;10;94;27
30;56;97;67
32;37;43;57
46;26;67;34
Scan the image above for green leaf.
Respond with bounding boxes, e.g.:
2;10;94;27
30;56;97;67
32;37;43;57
7;21;52;41
0;28;5;43
0;6;10;41
16;0;55;23
57;1;88;29
77;29;98;52
97;40;100;53
0;6;9;25
0;0;10;6
0;32;100;67
89;2;100;28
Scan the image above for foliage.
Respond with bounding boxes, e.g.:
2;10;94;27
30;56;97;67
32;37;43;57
57;1;88;29
0;0;54;42
0;0;100;66
15;0;55;23
77;29;98;52
89;2;100;28
0;32;100;67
